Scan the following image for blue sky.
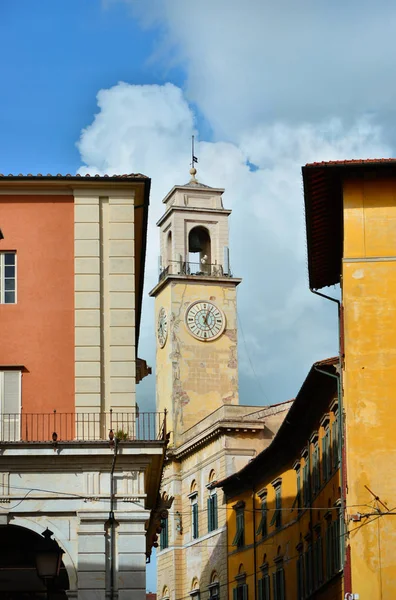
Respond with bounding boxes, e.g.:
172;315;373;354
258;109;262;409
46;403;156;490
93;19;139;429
2;0;396;589
0;1;187;174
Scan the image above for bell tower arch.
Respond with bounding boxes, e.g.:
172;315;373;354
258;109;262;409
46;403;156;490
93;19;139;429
150;168;241;446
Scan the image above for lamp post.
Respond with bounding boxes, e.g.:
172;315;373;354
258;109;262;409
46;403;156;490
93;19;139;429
35;528;64;599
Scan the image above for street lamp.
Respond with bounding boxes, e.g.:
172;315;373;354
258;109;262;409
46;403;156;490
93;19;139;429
35;528;64;598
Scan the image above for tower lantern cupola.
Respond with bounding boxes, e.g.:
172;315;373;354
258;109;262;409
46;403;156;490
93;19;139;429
156;169;232;281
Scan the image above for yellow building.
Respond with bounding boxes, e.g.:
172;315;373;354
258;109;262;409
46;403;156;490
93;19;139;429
216;358;342;600
150;167;291;600
303;159;396;600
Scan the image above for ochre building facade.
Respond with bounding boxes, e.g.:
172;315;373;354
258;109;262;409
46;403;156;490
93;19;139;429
216;359;342;600
303;159;396;600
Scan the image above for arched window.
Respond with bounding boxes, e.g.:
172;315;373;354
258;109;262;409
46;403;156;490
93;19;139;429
234;564;247;600
190;578;200;600
209;571;220;600
162;586;170;600
189;480;199;540
259;554;270;600
207;470;218;533
188;226;211;274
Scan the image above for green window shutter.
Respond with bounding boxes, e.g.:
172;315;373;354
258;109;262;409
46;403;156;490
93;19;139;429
257;579;263;600
272;573;278;600
233;588;238;600
160;517;168;550
264;575;270;600
208;496;213;532
242;584;248;600
232;509;244;547
280;569;285;600
322;435;327;481
192;502;199;539
257;500;267;537
269;508;278;527
213;493;218;530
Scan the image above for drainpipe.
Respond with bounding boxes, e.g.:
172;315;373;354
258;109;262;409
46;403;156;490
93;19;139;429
311;288;351;594
109;437;119;600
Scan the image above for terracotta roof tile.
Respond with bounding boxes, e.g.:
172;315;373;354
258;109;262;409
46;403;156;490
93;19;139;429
0;173;149;179
305;158;396;167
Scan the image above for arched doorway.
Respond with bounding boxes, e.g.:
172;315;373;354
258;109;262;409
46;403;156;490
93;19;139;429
0;525;69;598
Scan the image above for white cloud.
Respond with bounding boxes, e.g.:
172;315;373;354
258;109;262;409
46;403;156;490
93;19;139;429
118;0;396;142
77;82;391;408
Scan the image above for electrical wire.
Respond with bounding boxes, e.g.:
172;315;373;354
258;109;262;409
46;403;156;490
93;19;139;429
0;481;372;515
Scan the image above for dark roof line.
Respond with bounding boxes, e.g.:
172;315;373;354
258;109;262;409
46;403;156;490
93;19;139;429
305;158;396;168
0;173;149;180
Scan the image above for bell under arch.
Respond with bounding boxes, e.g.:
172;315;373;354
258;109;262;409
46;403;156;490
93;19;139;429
0;524;69;598
188;226;211;274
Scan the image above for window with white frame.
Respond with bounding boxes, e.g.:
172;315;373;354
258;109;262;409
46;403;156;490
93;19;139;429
0;252;16;304
0;370;21;441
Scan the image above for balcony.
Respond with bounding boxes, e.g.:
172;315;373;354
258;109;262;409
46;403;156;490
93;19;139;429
0;410;166;443
159;260;232;282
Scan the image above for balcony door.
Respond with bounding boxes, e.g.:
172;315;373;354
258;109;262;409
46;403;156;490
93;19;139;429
0;371;21;441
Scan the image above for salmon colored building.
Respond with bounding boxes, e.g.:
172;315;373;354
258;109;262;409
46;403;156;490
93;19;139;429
0;174;167;599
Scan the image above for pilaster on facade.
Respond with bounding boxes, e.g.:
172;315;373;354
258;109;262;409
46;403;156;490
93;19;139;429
74;189;137;416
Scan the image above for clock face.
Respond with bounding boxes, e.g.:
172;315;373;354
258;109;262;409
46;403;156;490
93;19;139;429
157;307;168;348
185;301;226;341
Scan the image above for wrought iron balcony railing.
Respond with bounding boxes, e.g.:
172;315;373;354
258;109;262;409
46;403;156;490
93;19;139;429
159;260;232;282
0;410;166;443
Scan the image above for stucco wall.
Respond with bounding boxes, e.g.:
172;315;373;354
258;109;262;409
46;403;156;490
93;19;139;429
343;177;396;599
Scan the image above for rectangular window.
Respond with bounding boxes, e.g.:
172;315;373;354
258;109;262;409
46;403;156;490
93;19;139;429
192;499;199;539
332;511;341;573
325;520;333;580
272;566;285;600
0;370;21;441
297;553;305;600
322;428;330;482
160;517;169;550
312;441;321;495
207;492;218;532
304;544;313;597
233;585;248;600
232;507;245;548
332;413;339;470
209;583;219;600
256;496;268;538
258;571;270;600
313;535;323;589
270;482;282;529
292;468;301;512
0;252;16;304
302;452;310;507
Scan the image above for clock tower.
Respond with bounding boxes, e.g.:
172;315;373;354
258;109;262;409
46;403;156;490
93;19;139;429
149;167;241;446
